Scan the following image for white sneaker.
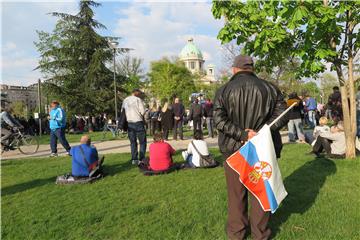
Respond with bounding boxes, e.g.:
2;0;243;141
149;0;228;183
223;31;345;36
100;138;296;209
50;153;58;157
132;160;139;165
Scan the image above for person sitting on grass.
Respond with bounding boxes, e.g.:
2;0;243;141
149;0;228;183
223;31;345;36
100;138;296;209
182;130;213;168
305;116;331;146
70;135;103;178
312;121;360;158
139;132;176;172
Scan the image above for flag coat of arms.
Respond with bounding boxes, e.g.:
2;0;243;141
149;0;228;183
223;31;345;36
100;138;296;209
226;124;287;213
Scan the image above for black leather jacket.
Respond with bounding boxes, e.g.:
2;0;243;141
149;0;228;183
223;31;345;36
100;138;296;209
213;72;288;157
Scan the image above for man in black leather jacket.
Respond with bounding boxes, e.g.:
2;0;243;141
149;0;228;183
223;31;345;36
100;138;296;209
213;55;288;240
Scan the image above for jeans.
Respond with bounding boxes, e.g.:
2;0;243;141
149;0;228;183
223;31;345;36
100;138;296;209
287;119;305;141
206;117;214;138
50;128;71;153
173;119;183;140
127;122;147;161
308;110;317;128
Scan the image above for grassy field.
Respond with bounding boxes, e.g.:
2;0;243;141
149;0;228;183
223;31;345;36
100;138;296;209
1;144;359;240
36;127;206;145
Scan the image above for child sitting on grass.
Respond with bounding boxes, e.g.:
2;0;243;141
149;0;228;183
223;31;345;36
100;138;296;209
305;116;330;146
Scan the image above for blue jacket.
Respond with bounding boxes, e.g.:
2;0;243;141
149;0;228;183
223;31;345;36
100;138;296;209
70;144;98;177
49;106;66;130
306;98;317;111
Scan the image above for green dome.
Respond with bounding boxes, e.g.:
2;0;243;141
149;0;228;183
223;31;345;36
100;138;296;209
179;38;203;60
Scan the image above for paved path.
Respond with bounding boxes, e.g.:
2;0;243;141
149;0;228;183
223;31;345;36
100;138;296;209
1;132;290;160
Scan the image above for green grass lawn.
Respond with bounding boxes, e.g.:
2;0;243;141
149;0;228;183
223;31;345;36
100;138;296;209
36;127;206;145
2;144;359;240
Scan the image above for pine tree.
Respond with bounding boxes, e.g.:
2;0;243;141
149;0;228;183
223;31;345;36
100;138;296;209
35;0;124;115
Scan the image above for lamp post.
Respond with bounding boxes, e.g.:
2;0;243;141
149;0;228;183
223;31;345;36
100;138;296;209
108;40;119;121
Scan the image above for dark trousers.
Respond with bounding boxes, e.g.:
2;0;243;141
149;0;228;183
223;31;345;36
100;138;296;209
312;136;346;158
128;122;147;161
223;152;271;240
173;120;183;140
193;118;202;134
312;136;332;155
50;128;71;153
163;128;170;140
151;119;161;135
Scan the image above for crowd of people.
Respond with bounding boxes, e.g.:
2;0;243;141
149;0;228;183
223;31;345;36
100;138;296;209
3;54;360;240
285;86;360;157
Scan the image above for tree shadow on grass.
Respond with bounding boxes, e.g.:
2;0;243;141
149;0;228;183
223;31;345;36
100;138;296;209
269;157;337;238
1;176;55;197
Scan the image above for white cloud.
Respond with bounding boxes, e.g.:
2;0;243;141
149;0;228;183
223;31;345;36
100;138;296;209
2;42;17;53
113;2;223;70
1;1;77;86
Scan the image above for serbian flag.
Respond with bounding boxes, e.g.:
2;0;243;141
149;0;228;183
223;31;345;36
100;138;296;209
226;124;287;213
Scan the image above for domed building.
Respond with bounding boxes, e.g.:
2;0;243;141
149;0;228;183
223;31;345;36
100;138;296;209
179;38;216;85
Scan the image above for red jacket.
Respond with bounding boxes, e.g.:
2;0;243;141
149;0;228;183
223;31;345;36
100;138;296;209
149;142;175;171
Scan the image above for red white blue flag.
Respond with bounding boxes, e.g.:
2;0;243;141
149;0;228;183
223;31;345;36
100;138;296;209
226;124;287;213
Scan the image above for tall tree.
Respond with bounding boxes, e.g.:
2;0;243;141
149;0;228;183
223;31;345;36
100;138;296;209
35;0;124;116
320;73;338;102
213;0;360;158
116;55;144;93
148;58;196;105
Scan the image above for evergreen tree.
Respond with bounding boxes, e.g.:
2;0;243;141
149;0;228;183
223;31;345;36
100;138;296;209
35;0;124;115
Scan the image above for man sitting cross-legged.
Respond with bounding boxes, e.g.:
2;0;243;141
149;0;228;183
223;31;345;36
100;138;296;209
70;135;104;178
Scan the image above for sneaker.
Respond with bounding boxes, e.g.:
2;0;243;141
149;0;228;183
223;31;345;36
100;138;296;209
132;160;139;165
66;151;72;156
50;153;58;157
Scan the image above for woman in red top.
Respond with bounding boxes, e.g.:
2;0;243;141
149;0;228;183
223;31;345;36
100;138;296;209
148;132;175;171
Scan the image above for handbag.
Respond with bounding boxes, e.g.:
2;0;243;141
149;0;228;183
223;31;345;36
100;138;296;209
191;141;216;167
118;108;128;131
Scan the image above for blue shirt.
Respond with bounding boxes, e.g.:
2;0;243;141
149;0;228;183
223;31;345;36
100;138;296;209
49;106;66;130
70;144;98;177
306;97;317;111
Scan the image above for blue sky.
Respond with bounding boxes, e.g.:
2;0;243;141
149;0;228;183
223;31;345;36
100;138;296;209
1;0;224;86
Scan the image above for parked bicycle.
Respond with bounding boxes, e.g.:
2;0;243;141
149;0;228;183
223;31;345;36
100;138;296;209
1;129;39;155
101;123;126;141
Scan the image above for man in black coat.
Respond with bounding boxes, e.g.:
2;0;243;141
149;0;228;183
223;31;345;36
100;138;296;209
189;98;204;134
213;55;288;240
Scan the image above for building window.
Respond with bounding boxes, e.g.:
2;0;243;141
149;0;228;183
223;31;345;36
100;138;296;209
190;61;195;69
199;62;202;70
209;69;213;75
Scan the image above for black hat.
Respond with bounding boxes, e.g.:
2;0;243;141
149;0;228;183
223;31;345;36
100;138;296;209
232;55;254;69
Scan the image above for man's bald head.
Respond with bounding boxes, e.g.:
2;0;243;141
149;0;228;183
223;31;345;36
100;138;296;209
80;135;91;145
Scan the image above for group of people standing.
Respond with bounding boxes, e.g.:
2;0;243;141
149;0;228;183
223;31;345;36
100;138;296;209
145;97;215;140
121;89;215;165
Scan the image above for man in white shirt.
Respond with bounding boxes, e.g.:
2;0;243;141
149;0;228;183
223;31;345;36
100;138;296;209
122;89;146;165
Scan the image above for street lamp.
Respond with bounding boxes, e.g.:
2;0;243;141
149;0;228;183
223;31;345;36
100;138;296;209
108;40;119;121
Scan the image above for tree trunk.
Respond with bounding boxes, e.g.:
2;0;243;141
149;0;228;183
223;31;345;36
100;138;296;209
340;82;356;159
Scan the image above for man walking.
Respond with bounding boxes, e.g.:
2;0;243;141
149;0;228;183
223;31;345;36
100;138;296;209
172;97;185;140
204;98;215;138
189;98;204;134
214;55;287;240
122;89;146;165
49;100;71;157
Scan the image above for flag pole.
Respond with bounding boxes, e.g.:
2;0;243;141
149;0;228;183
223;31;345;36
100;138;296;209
269;102;298;128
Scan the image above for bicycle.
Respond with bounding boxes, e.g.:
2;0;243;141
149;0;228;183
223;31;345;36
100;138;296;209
101;123;126;141
1;129;40;155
